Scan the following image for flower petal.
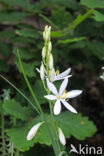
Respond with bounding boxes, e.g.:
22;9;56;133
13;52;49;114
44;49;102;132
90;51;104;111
27;122;43;141
44;95;57;100
59;78;68;95
53;100;61;115
36;68;40;73
47;79;58;95
54;75;72;81
50;68;56;82
55;68;71;79
58;127;66;146
66;90;82;99
61;99;77;114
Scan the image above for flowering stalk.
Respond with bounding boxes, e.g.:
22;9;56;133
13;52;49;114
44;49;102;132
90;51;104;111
17;50;60;156
38;25;82;155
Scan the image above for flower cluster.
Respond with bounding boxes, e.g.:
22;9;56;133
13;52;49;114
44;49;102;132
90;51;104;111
27;25;82;146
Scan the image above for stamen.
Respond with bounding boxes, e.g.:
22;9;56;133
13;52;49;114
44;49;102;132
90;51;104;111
58;95;62;99
63;90;67;100
56;70;60;75
48;70;51;75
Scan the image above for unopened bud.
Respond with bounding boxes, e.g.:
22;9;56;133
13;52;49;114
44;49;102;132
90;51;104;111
49;53;53;69
43;25;51;41
58;127;66;146
48;41;52;52
42;47;46;59
27;122;43;141
40;64;45;80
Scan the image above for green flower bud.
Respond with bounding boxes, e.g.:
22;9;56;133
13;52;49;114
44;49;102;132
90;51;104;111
42;47;46;59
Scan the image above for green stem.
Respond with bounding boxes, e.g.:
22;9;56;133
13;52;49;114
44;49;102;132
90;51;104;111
1;113;6;156
17;50;59;156
16;149;19;156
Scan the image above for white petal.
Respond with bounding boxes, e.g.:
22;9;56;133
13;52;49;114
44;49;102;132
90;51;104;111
36;68;40;73
66;90;82;99
44;95;57;100
27;122;43;141
54;75;72;81
50;68;56;82
100;75;103;79
59;78;68;95
53;100;61;115
55;68;71;79
101;67;104;70
58;127;66;146
47;79;58;95
61;100;77;114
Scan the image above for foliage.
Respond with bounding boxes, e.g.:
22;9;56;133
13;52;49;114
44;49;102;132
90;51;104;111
6;112;96;151
0;0;103;155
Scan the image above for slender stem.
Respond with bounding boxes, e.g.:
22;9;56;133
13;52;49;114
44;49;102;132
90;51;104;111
1;113;6;156
11;144;14;156
0;75;40;115
16;149;19;156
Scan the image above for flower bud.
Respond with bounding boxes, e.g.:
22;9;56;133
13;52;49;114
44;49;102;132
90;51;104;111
43;25;51;41
49;53;53;69
42;47;46;59
40;64;45;80
58;127;66;146
48;41;52;52
27;122;43;141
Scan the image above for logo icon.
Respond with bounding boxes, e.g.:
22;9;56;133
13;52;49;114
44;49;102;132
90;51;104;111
69;144;78;154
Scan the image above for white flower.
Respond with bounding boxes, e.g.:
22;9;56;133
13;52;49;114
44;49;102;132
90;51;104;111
44;78;82;115
27;122;43;141
100;74;104;80
36;65;72;82
58;127;66;146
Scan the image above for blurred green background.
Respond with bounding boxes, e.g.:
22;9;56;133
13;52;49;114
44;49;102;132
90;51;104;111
0;0;104;155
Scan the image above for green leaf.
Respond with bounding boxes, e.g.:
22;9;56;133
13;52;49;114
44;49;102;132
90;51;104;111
0;30;15;40
55;112;97;140
50;7;72;29
13;47;35;60
15;28;40;39
51;0;78;10
0;12;30;23
3;99;31;120
33;80;47;104
15;60;37;77
0;61;9;72
0;0;33;10
57;37;86;44
93;10;104;22
6;117;52;151
6;112;97;151
0;100;3;113
64;9;94;32
81;0;104;9
86;41;104;60
0;42;11;58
